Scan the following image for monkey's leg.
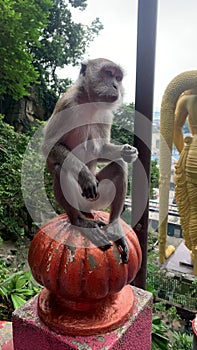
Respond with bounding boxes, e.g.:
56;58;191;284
53;165;111;250
97;160;129;263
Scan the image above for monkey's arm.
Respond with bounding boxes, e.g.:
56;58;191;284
43;143;70;168
100;143;138;163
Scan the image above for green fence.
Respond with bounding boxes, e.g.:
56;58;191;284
147;273;197;311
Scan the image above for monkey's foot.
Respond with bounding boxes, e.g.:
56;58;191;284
115;237;129;264
74;217;112;251
105;220;129;264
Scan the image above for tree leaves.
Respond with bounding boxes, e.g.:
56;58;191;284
33;0;103;94
0;0;52;100
0;115;30;240
0;0;103;103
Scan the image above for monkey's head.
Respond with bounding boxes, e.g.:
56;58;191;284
78;58;124;106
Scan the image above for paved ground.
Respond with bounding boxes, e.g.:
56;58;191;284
165;237;194;275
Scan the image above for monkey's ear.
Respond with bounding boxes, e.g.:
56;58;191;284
80;63;87;76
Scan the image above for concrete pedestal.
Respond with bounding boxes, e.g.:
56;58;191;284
12;286;153;350
0;321;13;350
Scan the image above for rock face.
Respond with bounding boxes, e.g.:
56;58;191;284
0;241;17;266
1;88;56;131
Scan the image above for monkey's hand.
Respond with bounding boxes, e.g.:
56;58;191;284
121;144;138;163
78;166;99;199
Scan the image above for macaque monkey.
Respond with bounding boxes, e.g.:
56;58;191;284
42;58;138;263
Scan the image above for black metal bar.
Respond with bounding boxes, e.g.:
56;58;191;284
132;0;158;289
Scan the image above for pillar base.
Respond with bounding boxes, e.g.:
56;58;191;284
12;286;153;350
38;285;134;336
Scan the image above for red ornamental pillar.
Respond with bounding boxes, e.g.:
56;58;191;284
28;211;142;336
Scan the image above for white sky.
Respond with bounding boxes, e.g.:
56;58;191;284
58;0;197;111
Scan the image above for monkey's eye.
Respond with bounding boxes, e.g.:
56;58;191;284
116;75;122;82
105;70;114;78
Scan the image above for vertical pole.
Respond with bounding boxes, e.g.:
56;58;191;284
132;0;158;289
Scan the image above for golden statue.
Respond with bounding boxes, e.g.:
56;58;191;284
174;89;197;273
158;71;197;276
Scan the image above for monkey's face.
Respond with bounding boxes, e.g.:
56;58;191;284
81;59;124;105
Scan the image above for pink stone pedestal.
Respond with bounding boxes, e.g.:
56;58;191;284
192;314;197;350
12;286;152;350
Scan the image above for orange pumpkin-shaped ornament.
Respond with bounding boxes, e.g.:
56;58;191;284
28;211;142;335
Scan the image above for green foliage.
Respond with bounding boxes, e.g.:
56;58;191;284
151;301;193;350
0;0;52;100
146;233;159;295
170;332;193;350
0;115;30;240
166;306;181;324
0;268;41;319
35;2;103;73
148;272;197;310
32;0;103;100
0;260;10;283
0;114;61;239
112;103;134;145
112;104;159;199
0;0;104;121
152;315;169;350
150;159;159;198
114;103;135;128
68;0;87;9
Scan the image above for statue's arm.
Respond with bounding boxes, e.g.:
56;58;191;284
173;96;188;153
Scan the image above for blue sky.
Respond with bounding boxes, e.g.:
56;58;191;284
57;0;197;110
